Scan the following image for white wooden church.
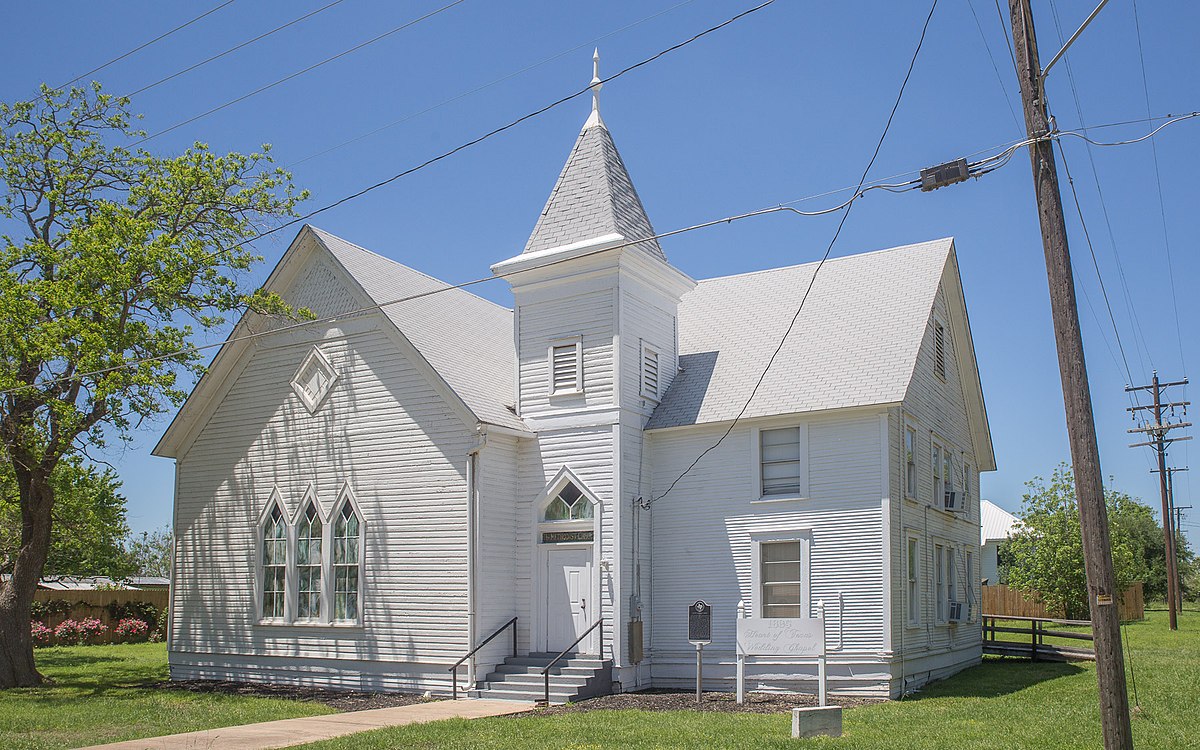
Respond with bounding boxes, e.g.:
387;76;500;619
155;62;994;701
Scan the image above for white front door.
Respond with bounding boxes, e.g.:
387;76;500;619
544;547;592;653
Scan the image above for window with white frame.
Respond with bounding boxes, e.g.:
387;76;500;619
760;427;803;496
333;501;362;622
934;543;946;623
549;339;582;395
947;548;958;611
296;503;322;620
962;459;971;513
640;342;660;400
966;549;976;620
905;426;917;498
760;539;803;618
933;319;947;380
931;442;943;507
261;505;288;620
943;449;954;507
291;347;337;414
906;536;921;626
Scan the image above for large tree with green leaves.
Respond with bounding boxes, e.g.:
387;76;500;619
1;455;133;580
1006;465;1147;619
0;84;304;687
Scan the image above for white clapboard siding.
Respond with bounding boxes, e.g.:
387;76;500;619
517;287;615;416
473;433;521;673
619;284;677;417
647;410;892;694
170;256;483;692
892;281;983;664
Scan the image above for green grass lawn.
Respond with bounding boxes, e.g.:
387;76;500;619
0;642;332;750
296;610;1197;750
3;611;1195;749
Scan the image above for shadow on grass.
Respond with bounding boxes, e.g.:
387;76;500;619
910;657;1086;701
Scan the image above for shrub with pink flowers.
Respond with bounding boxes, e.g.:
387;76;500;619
51;617;108;645
113;618;150;643
31;621;53;647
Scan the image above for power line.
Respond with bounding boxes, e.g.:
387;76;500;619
125;0;351;99
3;113;1194;399
966;0;1022;131
132;0;785;277
1046;0;1154;380
131;0;468;146
55;0;239;90
1131;0;1186;376
647;0;940;507
284;0;699;169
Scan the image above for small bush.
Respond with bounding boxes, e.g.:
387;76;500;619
78;617;107;644
114;618;150;643
54;619;83;645
31;621;53;647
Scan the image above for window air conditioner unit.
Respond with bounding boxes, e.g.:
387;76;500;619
943;490;959;511
948;601;964;623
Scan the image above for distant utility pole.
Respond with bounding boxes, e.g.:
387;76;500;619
1007;1;1133;749
1128;372;1190;629
1175;502;1192;613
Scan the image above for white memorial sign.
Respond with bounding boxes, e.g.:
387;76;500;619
736;617;823;656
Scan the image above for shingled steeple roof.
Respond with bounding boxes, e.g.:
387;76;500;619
522;52;666;261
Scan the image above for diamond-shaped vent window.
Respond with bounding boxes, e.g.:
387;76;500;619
291;347;337;413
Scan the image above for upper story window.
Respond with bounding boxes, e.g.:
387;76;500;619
904;426;917;498
261;504;288;620
640;342;660;401
961;459;971;513
549;339;582;395
760;427;803;497
332;500;362;622
544;481;593;521
296;503;322;620
933;320;947;381
931;442;943;507
934;543;947;623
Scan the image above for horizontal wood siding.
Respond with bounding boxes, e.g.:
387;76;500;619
517;287;614;417
474;433;521;673
647;411;890;693
170;255;477;692
619;284;677;418
895;282;983;673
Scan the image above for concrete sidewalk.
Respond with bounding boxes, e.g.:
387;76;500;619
77;698;533;750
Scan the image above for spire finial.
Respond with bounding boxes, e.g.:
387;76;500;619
585;48;604;129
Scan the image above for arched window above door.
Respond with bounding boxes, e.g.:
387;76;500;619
543;481;593;522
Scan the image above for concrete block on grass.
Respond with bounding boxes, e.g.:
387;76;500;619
791;706;842;738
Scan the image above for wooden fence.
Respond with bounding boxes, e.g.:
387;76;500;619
33;588;170;643
982;582;1144;621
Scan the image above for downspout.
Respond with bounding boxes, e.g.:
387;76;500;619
465;426;489;691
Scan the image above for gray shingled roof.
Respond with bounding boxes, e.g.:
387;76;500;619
646;239;954;430
311;227;527;432
523;122;666;261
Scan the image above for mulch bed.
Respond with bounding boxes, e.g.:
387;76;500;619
152;679;434;712
530;689;881;715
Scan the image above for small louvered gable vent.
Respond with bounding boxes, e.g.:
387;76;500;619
550;341;581;394
933;320;947;381
641;343;660;400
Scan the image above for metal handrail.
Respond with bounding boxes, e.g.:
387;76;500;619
540;618;604;705
449;616;518;700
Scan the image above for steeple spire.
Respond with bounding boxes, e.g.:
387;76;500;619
584;48;603;130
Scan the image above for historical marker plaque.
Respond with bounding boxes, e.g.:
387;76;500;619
688;600;712;644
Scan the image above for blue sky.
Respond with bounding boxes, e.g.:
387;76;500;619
2;0;1197;550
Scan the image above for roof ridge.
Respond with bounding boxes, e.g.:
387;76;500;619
693;237;954;285
308;225;513;314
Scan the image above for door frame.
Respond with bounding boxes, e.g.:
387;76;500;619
531;466;602;655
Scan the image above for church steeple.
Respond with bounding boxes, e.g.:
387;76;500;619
519;50;666;262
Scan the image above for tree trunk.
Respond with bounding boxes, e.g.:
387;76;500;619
0;468;54;688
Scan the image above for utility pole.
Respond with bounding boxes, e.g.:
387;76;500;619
1175;502;1192;613
1128;372;1190;629
1007;2;1132;748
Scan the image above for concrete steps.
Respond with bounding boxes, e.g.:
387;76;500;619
474;652;612;704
